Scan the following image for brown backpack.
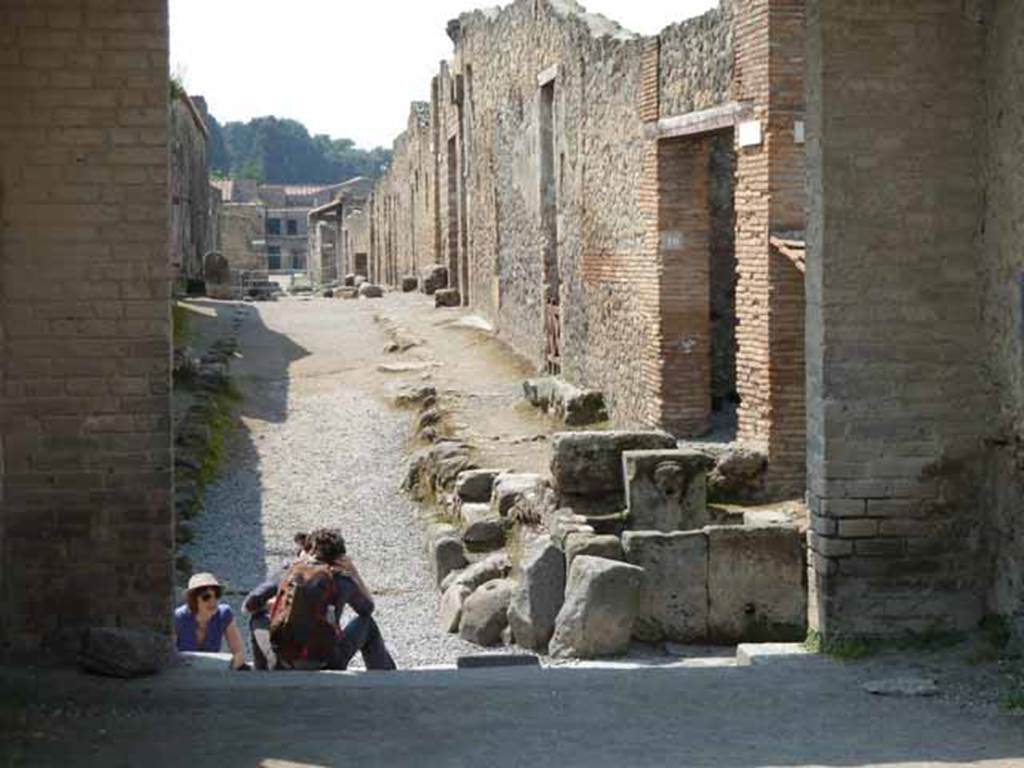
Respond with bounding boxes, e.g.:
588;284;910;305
269;561;339;668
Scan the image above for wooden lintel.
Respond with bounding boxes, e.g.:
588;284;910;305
646;101;752;140
769;234;806;274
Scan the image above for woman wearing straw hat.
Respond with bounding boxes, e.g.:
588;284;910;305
174;572;248;669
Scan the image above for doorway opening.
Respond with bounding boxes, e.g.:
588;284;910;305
540;78;560;374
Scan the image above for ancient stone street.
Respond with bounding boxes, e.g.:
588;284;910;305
182;294;543;667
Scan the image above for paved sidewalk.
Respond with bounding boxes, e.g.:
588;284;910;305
2;655;1022;767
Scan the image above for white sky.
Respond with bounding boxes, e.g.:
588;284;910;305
169;0;718;150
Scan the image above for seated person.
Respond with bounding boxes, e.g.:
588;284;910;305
246;527;396;671
244;531;311;670
174;572;248;670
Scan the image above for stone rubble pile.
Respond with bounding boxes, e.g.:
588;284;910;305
399;404;807;658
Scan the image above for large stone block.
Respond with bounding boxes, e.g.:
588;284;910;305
508;538;566;651
446;551;511;592
455;469;504;504
564;532;623;568
440;584;472;633
461;503;507;552
421;264;449;295
551;431;677;497
706;525;806;642
549;556;645;659
430;535;468;588
622;530;708;642
623;450;715;531
435;288;461;308
459;578;514;646
491;473;548;518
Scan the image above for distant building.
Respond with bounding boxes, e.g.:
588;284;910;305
307;177;375;286
212;181;346;277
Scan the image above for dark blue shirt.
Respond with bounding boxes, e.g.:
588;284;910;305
243;561;374;628
174;603;234;652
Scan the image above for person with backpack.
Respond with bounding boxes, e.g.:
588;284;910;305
244;532;312;670
245;527;397;671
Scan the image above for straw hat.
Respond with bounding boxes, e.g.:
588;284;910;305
186;572;223;594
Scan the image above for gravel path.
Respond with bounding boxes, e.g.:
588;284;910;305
183;297;490;668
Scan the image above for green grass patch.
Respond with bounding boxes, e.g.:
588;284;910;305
804;629;875;661
197;382;242;488
1001;686;1024;713
172;302;193;350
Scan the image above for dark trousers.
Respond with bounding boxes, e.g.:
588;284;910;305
249;612;395;671
331;615;397;671
249;612;274;670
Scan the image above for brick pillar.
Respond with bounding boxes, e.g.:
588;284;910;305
0;0;173;657
806;0;989;638
733;0;807;495
657;136;713;436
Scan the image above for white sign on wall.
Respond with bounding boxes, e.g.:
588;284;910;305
738;120;763;148
794;120;806;145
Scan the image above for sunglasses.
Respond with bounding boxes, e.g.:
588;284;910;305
197;589;219;602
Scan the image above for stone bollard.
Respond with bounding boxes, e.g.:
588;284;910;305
622;449;715;531
420;264;449;295
435;288;461;308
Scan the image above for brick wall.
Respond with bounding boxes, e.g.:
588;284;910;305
732;0;806;495
806;0;990;638
0;0;173;657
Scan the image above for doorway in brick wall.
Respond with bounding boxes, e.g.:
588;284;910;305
656;129;737;438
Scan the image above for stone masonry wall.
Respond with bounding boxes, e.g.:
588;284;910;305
983;2;1024;620
0;0;173;657
369;1;805;472
370;104;438;286
168;92;209;290
806;0;990;638
659;0;734;117
221;203;266;275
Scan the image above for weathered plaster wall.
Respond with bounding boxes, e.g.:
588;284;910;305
168;93;210;290
0;0;173;657
983;1;1024;620
220;203;266;274
371;104;438;286
806;0;990;638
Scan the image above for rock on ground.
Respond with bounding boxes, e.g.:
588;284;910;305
549;555;645;659
440;584;472;633
564;532;623;568
551;431;676;497
508;538;566;651
459;578;514;646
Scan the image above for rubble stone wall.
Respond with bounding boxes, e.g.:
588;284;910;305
0;0;173;657
659;0;734;117
370;104;438;286
368;0;806;468
169;94;210;289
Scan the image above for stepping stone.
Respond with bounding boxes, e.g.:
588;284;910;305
457;654;540;669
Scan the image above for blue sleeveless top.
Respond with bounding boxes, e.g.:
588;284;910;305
174;604;234;652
